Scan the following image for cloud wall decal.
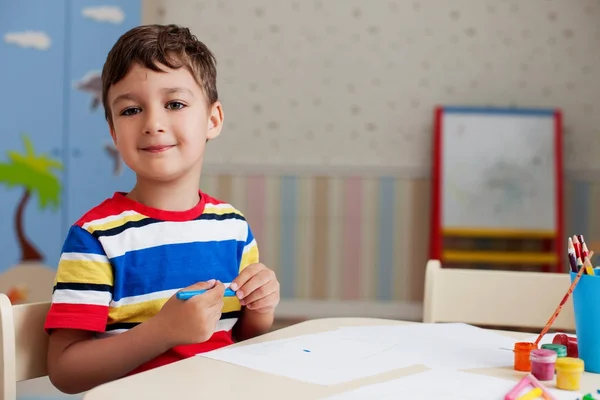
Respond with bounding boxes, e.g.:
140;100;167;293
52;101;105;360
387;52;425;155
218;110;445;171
4;31;51;50
82;6;125;24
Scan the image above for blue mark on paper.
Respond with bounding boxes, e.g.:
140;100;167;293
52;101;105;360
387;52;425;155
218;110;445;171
303;349;311;352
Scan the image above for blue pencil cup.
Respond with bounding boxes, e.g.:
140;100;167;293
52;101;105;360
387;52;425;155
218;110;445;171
570;270;600;374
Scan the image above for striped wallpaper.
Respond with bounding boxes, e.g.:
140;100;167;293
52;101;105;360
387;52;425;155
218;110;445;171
199;174;600;304
200;173;430;303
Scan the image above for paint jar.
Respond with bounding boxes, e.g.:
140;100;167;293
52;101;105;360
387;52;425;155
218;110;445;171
541;343;567;358
530;349;558;381
514;342;537;372
552;334;579;358
555;357;584;391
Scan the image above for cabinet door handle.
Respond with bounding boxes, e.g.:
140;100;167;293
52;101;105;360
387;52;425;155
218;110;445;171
72;148;81;157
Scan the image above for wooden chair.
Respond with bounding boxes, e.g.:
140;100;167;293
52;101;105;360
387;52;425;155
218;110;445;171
0;293;50;400
423;259;575;331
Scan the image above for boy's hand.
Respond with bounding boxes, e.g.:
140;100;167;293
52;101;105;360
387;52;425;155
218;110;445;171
155;280;225;347
230;263;280;313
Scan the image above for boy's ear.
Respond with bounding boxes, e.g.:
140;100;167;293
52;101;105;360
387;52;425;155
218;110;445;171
207;101;224;140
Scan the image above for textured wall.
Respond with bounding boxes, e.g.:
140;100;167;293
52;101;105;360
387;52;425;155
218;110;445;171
141;0;600;303
146;0;600;174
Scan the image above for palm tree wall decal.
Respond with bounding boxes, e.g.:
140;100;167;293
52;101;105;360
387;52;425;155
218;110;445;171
0;134;62;262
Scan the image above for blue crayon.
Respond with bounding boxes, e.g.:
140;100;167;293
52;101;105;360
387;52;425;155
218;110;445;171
176;288;236;300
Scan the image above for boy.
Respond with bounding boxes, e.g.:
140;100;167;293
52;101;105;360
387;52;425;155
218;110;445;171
44;24;280;394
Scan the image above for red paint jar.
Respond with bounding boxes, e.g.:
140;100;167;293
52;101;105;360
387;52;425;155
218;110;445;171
553;334;578;358
530;349;558;381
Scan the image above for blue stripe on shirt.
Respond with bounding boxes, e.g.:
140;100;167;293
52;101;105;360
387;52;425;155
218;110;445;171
110;240;241;300
61;225;106;255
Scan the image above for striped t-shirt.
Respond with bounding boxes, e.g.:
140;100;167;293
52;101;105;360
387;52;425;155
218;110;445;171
44;191;258;375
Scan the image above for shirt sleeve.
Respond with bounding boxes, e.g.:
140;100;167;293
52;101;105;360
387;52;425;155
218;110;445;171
238;222;259;272
44;225;114;333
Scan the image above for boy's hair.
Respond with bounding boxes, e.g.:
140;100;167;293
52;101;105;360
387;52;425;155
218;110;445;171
101;24;218;125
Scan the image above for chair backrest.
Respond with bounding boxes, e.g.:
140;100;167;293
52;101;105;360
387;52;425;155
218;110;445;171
423;260;575;331
0;293;50;400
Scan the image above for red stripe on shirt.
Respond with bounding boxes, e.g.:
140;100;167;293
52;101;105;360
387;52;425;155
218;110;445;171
126;330;235;376
44;303;109;333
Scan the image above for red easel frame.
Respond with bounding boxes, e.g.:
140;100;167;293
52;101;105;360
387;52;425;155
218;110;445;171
428;106;564;273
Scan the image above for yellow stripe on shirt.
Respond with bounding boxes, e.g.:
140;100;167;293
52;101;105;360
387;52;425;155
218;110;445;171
56;259;113;286
85;213;148;234
203;206;244;217
240;242;259;272
223;296;242;313
107;293;242;324
108;298;167;324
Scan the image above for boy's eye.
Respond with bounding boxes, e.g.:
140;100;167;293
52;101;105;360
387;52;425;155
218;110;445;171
166;101;185;110
121;107;140;116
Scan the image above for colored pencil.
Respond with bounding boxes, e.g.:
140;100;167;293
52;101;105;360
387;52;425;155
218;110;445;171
534;252;593;347
572;235;581;260
176;288;236;300
567;237;578;273
581;241;589;261
580;242;595;275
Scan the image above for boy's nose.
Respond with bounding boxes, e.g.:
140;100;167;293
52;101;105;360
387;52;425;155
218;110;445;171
144;126;166;135
143;111;166;134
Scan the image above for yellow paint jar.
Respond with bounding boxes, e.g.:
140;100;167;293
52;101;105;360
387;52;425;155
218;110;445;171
555;357;584;391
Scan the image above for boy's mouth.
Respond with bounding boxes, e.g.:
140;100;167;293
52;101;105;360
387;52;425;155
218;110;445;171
141;145;175;153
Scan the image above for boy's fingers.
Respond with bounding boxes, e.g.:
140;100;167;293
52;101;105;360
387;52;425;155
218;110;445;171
236;272;271;300
201;281;225;303
183;279;216;291
230;263;262;291
240;279;278;305
245;292;278;311
176;280;224;304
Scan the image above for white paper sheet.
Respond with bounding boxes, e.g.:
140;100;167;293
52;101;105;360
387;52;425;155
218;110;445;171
322;370;581;400
200;323;517;385
337;323;516;369
200;329;420;385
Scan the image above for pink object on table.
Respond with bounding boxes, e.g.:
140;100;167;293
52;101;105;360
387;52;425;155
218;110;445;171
530;349;558;381
504;375;531;400
504;374;557;400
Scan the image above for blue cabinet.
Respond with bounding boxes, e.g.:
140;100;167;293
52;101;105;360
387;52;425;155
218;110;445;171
0;1;67;272
66;0;138;224
0;0;140;302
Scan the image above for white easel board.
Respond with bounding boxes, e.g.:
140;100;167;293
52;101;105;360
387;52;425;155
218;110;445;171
434;107;562;235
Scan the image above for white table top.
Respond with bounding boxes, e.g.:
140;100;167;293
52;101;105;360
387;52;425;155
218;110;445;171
83;318;599;399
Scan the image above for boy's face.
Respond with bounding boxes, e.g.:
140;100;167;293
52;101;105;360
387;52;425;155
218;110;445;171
107;62;223;182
